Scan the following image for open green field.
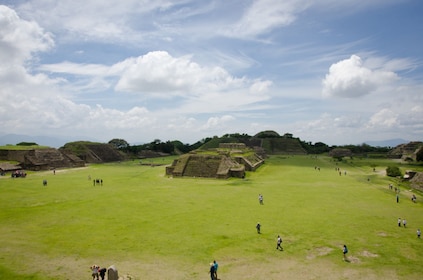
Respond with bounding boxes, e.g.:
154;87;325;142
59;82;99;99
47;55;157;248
0;155;422;279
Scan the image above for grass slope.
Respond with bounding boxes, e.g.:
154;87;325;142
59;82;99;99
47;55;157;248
0;156;422;279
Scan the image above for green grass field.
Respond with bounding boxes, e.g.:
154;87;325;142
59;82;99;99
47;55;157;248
0;155;422;279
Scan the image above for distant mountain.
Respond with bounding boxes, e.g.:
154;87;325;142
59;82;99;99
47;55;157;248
363;138;409;148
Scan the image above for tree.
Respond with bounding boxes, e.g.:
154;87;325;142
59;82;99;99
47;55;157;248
386;166;402;177
108;138;129;150
17;142;38;146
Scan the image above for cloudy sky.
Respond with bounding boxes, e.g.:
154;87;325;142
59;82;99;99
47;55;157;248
1;0;422;146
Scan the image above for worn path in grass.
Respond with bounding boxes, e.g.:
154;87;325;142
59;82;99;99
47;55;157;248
0;156;422;279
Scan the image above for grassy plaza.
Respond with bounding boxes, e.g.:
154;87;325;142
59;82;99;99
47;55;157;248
0;155;422;279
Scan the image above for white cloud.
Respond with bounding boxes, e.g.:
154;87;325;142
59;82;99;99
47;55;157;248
224;0;309;38
322;55;398;98
40;62;111;76
115;51;272;100
366;108;399;128
0;5;54;66
0;2;421;146
15;0;184;43
201;115;235;130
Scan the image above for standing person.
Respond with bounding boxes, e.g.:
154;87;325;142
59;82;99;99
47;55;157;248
417;229;421;238
276;235;283;251
256;222;261;234
396;194;399;203
403;219;407;228
209;262;216;280
258;194;263;205
213;260;218;280
90;265;99;280
98;267;106;280
343;245;348;261
398;218;402;227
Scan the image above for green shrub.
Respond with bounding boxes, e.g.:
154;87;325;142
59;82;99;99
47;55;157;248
386;165;402;177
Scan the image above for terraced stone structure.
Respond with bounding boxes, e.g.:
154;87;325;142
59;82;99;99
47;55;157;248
0;148;85;171
166;143;264;179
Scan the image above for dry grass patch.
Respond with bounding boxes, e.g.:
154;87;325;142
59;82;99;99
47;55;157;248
306;246;333;260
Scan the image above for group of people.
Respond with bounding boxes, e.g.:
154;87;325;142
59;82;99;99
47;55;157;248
398;218;407;227
388;183;419;204
90;265;106;280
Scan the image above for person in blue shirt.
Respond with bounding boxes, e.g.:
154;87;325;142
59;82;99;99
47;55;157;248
343;245;348;261
213;260;218;279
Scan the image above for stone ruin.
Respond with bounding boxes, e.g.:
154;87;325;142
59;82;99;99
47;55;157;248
0;148;85;171
166;143;264;179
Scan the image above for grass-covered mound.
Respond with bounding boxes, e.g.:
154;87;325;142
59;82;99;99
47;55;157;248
60;141;125;163
197;134;306;155
0;156;422;279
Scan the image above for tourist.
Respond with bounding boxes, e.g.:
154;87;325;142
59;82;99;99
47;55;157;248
276;235;283;251
90;265;99;280
213;260;218;280
209;262;216;280
99;267;106;280
343;245;348;261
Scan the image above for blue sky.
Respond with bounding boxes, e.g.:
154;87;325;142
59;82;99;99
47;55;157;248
0;0;422;146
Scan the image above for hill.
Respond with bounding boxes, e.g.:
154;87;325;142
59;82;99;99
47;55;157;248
198;133;306;155
60;141;126;163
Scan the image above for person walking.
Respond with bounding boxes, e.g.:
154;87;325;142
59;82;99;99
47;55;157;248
213;260;218;280
417;229;421;238
398;218;402;227
256;222;261;234
209;262;216;280
258;194;263;205
343;245;348;261
276;235;283;251
98;267;106;280
403;219;407;228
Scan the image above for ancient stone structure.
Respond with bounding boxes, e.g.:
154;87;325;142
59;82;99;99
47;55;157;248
219;143;246;149
0;148;84;171
166;144;264;179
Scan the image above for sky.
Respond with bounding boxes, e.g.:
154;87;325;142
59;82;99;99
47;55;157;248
0;0;422;147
